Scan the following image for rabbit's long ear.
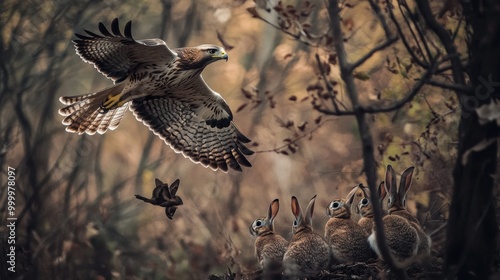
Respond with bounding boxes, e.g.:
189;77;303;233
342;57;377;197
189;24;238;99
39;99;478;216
358;184;369;199
346;187;358;207
385;165;397;208
399;166;415;206
268;199;280;222
169;179;180;196
304;194;317;226
291;196;302;221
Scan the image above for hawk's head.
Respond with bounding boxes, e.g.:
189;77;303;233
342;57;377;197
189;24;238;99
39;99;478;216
175;44;228;70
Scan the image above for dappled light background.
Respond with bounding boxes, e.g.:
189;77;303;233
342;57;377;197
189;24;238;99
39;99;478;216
0;0;484;279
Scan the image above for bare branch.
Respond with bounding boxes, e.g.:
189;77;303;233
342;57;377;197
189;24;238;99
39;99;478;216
255;118;338;153
426;79;473;93
415;0;466;85
314;106;356;116
400;0;434;62
368;0;393;38
386;0;430;68
248;7;323;47
349;37;398;72
364;56;439;113
328;0;407;277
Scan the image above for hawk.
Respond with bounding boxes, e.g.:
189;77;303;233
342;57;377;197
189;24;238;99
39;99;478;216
59;18;253;172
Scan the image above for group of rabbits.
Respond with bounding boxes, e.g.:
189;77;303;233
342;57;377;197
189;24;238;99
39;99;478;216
249;165;431;278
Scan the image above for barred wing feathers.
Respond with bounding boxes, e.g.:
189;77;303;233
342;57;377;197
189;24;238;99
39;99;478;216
73;18;176;83
131;96;253;172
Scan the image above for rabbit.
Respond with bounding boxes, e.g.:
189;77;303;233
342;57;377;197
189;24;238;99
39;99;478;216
368;165;424;262
324;186;375;263
384;165;431;257
249;198;289;274
283;195;330;278
356;182;387;237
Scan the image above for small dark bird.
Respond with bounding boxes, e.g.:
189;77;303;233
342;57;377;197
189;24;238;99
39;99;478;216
135;178;183;219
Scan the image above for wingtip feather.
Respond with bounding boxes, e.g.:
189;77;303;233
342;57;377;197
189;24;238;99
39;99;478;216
111;18;122;36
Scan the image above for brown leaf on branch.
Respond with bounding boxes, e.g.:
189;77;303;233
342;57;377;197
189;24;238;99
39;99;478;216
236;103;248;113
297;121;308;131
241;88;254;99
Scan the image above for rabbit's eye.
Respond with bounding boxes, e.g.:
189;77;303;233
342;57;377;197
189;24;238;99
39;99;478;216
256;220;262;227
331;202;340;209
293;220;298;227
361;198;369;205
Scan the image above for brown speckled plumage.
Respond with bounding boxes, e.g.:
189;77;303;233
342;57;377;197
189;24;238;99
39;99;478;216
58;18;253;172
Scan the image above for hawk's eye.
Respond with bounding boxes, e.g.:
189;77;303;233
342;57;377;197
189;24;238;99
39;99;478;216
207;49;217;55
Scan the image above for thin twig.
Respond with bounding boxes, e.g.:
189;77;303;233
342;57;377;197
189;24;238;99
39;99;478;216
364;56;440;113
349;37;399;72
328;0;408;278
255;118;338;153
401;0;434;63
315;54;343;113
368;0;393;38
426;79;473;93
386;0;429;68
399;2;430;65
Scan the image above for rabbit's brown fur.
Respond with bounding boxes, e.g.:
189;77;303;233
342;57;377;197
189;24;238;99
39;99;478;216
249;199;288;272
356;182;386;237
325;188;374;263
385;165;432;256
283;195;330;278
369;165;424;262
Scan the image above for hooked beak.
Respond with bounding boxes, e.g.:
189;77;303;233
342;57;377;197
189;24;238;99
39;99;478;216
213;50;228;61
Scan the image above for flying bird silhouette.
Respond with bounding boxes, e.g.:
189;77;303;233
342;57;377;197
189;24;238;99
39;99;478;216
59;18;253;172
135;178;183;219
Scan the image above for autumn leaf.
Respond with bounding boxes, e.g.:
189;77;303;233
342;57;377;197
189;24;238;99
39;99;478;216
353;71;370;81
297;121;308;131
241;88;254;99
236;103;248;112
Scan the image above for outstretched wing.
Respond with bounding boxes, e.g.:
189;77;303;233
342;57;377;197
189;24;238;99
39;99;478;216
130;84;254;172
73;18;176;83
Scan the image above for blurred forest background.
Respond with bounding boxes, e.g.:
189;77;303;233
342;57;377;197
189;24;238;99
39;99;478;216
0;0;499;279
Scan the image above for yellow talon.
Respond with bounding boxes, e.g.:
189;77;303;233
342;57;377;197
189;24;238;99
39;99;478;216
102;93;125;110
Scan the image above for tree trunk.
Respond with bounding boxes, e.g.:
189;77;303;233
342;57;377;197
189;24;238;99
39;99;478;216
444;0;500;278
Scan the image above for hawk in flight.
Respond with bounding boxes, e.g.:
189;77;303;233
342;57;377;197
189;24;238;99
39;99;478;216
59;18;253;172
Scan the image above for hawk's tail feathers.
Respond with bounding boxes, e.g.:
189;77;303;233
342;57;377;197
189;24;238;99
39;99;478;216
58;84;128;135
